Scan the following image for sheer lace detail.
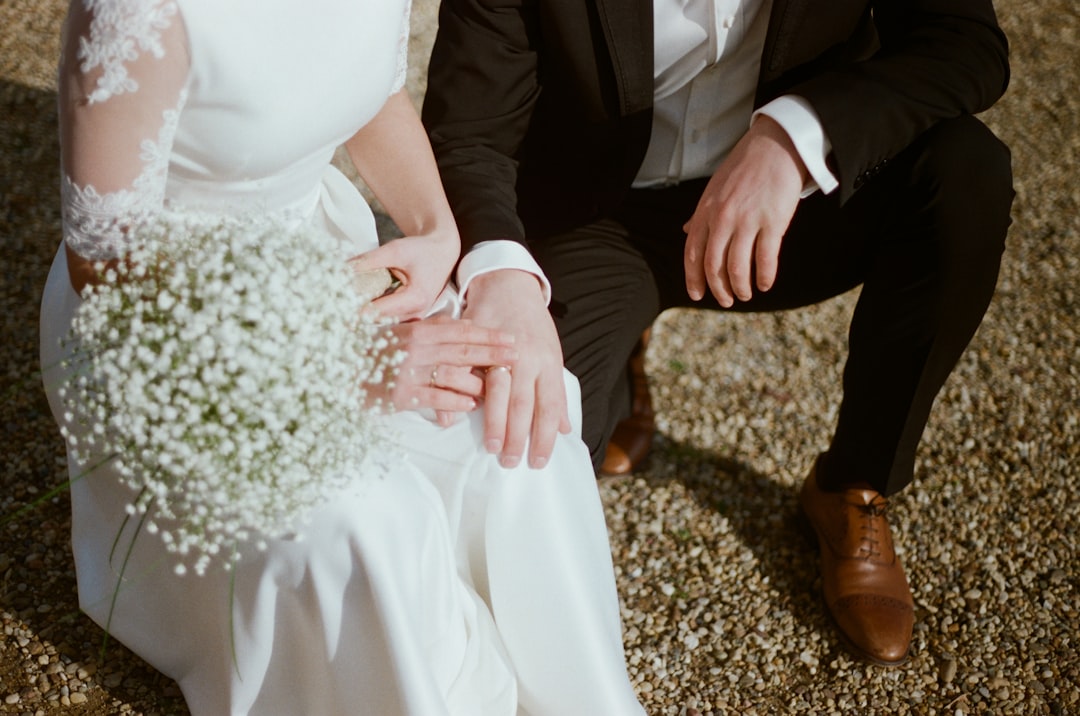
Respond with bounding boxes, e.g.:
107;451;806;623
77;0;179;104
62;89;188;260
390;0;411;94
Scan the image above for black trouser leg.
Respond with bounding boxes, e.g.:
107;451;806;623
535;168;875;467
820;115;1014;495
531;220;661;468
533;115;1012;491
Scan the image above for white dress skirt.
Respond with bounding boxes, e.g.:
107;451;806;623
42;233;645;715
43;2;644;711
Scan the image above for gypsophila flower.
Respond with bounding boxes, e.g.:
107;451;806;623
59;212;403;576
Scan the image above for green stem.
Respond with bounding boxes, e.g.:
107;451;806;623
100;505;151;661
108;486;149;568
228;551;243;681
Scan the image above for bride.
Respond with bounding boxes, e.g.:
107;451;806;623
39;1;646;714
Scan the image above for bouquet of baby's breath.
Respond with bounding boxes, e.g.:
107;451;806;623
57;212;400;576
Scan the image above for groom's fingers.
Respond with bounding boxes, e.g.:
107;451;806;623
499;371;533;469
525;368;568;469
682;218;709;302
482;366;513;459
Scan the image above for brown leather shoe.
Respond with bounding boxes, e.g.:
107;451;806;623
600;329;654;476
799;458;914;666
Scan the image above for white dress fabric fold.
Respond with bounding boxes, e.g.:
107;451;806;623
40;1;645;714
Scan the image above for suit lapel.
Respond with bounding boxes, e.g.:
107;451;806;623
761;0;807;81
591;0;654;115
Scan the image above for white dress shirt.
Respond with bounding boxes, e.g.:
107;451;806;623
458;0;838;304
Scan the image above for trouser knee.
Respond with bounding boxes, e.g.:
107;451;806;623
533;230;660;461
910;114;1014;260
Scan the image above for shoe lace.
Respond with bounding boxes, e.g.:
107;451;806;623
855;498;889;559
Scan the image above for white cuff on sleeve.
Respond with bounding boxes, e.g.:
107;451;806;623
456;240;552;307
753;95;839;197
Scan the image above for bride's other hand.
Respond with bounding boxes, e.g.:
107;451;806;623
366;316;518;414
344;90;461;321
347;229;457;319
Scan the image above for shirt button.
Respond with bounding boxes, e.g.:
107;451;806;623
722;16;735;29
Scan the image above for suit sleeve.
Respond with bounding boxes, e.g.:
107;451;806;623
422;0;540;251
787;0;1009;202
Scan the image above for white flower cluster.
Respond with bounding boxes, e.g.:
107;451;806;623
58;212;400;576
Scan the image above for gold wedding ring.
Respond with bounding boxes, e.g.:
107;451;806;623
485;365;511;376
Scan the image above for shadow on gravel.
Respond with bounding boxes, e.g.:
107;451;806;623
636;439;853;662
1;77;189;715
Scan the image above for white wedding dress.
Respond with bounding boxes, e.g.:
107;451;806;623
38;2;645;714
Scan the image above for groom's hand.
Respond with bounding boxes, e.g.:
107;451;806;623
682;115;807;307
463;270;571;469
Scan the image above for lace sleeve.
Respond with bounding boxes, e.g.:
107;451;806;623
390;0;411;94
59;0;189;260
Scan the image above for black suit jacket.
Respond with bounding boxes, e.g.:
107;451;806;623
423;0;1009;249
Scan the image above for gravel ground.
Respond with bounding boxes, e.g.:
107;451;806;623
2;1;1077;714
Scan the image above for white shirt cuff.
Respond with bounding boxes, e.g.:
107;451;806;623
753;95;839;197
456;240;552;307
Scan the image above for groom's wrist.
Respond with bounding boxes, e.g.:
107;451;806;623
457;240;551;307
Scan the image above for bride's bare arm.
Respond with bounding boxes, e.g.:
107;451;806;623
342;91;461;320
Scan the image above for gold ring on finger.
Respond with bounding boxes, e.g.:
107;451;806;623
485;365;511;376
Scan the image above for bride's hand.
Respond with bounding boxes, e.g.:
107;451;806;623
347;226;459;321
365;316;518;414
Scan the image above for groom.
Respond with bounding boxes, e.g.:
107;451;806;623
422;0;1013;665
